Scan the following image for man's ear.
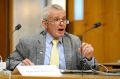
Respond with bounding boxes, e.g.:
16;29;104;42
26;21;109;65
42;20;48;29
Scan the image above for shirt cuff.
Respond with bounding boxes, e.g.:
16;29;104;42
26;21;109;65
85;57;95;66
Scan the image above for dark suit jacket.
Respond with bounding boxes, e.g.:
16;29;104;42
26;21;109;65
6;30;95;70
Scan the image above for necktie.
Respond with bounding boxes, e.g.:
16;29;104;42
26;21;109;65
50;40;59;67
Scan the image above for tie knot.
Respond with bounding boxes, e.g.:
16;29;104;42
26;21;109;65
52;40;59;45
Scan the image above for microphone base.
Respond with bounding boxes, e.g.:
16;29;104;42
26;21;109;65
0;69;11;79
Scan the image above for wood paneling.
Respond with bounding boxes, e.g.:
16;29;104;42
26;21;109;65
0;0;13;61
84;0;105;63
0;0;8;61
67;0;120;63
103;0;120;62
9;0;13;53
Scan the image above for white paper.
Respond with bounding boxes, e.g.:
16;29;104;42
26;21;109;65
17;65;62;76
0;62;6;71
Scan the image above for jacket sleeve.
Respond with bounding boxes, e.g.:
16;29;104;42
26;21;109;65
6;38;29;71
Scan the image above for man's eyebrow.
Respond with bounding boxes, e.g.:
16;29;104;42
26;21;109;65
54;16;66;19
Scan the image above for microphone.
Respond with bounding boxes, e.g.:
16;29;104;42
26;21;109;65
82;22;102;34
93;22;102;28
79;22;102;72
13;24;22;32
80;22;102;42
7;24;22;70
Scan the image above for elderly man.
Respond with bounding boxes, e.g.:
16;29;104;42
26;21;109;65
6;4;96;71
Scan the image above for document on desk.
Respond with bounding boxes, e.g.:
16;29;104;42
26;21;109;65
17;65;62;76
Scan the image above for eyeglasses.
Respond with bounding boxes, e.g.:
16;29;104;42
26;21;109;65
46;18;69;24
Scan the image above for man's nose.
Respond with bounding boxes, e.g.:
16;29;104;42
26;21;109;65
59;19;65;25
60;21;64;25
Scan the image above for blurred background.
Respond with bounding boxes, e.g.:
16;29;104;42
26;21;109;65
0;0;120;65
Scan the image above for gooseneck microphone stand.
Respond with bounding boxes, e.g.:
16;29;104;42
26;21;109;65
79;22;102;75
7;24;22;70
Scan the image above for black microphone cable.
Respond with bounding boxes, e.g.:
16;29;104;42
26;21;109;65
80;57;120;76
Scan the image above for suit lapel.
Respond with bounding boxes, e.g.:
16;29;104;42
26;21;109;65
35;32;46;65
63;36;72;70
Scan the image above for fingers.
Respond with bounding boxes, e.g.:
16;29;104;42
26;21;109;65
80;42;94;59
82;44;93;54
22;58;34;66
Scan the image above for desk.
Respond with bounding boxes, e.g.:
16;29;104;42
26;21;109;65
1;74;120;79
101;63;120;72
102;63;120;69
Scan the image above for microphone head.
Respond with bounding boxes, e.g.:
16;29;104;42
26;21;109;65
93;22;102;28
15;24;22;30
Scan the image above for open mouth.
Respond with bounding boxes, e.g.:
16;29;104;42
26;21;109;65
58;28;64;31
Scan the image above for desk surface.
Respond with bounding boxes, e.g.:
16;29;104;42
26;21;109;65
102;62;120;66
0;74;120;79
10;74;120;79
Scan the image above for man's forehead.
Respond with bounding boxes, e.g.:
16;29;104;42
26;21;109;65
49;11;66;18
49;9;65;14
49;16;66;19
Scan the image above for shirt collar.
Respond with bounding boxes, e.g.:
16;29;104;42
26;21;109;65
46;32;63;44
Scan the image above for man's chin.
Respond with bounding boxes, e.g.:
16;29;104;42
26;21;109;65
55;32;65;38
58;34;64;37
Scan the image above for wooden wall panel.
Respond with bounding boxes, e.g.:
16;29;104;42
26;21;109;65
0;0;13;61
9;0;13;53
67;0;120;63
103;0;120;62
84;0;105;63
0;0;7;61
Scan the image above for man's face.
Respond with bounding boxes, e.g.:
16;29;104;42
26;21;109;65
43;9;67;39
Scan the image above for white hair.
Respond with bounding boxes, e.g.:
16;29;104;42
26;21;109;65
42;4;65;20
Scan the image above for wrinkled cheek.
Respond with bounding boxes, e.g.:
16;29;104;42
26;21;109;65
53;30;59;36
